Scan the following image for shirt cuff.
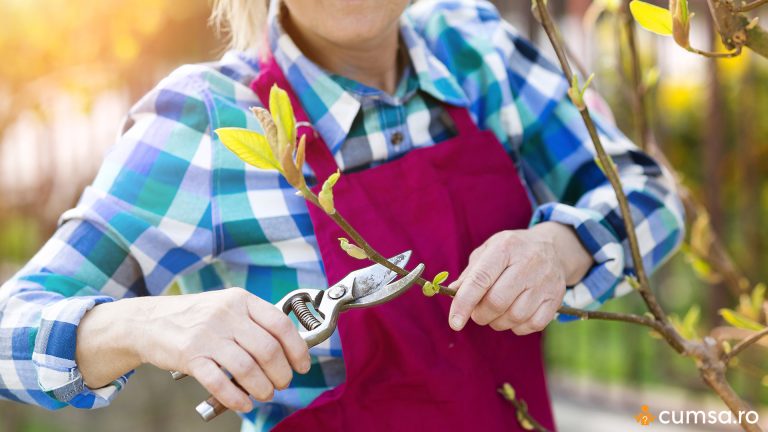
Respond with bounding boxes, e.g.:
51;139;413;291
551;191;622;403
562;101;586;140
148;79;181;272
530;202;630;321
32;296;132;409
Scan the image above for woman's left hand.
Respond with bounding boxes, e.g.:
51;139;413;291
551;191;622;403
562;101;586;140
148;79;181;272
448;222;593;335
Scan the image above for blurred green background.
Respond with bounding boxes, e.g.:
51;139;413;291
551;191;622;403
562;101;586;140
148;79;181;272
0;0;767;431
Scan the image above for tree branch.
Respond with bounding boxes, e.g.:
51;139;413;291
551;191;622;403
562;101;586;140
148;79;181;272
558;306;661;330
533;0;677;336
723;327;768;363
733;0;768;13
708;0;768;59
533;2;762;430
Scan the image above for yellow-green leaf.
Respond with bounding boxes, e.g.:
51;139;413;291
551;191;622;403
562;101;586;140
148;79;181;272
719;308;765;331
215;127;281;171
516;409;535;431
630;0;673;36
751;283;766;316
269;84;296;153
624;275;641;290
319;170;341;214
499;383;516;401
722;340;732;354
433;271;449;286
422;281;440;297
338;237;367;260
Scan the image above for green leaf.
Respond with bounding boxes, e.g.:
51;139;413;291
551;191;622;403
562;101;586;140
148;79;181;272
215;127;281;171
499;383;516;401
683;305;700;332
722;340;732;354
515;401;535;431
629;0;673;36
624;275;641;290
672;304;700;339
269;84;296;153
674;0;689;25
338;237;367;260
319;170;341;214
719;308;765;331
433;271;449;286
422;281;440;297
751;283;766;316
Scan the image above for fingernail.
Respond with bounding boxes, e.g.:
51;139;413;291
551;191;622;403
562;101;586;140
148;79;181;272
450;314;464;331
300;360;311;374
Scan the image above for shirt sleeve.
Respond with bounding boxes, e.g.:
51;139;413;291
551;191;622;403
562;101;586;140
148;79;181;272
495;18;686;314
0;66;215;409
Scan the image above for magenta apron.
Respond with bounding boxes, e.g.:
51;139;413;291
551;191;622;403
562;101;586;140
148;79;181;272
252;55;556;432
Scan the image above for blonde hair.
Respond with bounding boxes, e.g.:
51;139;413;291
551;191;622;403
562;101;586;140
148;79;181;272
210;0;269;52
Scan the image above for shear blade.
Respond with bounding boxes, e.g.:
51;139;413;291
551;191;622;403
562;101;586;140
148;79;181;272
350;251;412;300
348;263;425;308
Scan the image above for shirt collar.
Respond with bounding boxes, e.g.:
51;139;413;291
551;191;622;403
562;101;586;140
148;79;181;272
265;1;469;154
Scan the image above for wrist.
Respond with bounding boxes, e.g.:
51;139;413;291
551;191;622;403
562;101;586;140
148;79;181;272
531;222;593;285
76;298;146;388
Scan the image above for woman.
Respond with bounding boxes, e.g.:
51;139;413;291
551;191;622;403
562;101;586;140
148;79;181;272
0;0;684;430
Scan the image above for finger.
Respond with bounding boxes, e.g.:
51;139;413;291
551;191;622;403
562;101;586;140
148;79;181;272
247;296;311;374
216;343;275;402
449;242;489;289
511;298;558;336
507;288;538;325
488;304;516;331
471;266;524;326
189;357;252;413
449;246;508;331
236;323;293;390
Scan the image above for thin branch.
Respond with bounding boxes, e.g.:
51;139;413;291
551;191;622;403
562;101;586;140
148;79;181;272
687;45;743;58
723;327;768;363
500;393;551;432
734;0;768;13
533;0;674;334
299;187;440;290
620;1;749;297
619;2;650;151
534;3;761;430
558;306;661;330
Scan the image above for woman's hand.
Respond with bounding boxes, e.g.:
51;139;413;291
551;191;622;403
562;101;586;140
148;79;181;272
77;288;311;413
448;222;593;335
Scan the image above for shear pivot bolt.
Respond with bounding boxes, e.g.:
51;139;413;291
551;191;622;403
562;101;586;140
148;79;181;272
328;286;346;299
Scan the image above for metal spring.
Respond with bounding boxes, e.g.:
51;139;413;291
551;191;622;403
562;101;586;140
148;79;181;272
290;296;321;330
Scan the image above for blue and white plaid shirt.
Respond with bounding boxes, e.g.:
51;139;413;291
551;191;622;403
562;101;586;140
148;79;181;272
0;0;684;429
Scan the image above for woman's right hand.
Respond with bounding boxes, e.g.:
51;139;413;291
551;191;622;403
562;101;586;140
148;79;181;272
76;288;311;413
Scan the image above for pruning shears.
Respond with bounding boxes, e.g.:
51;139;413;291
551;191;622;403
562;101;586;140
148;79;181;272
171;251;424;421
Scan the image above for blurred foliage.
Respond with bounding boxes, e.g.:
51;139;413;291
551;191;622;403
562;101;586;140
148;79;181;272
1;0;768;430
0;0;218;131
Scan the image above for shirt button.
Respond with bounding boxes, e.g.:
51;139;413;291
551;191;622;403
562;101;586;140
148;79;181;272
390;131;404;146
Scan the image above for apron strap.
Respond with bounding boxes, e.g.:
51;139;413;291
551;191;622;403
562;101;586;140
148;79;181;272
250;53;481;180
251;55;340;181
444;104;477;136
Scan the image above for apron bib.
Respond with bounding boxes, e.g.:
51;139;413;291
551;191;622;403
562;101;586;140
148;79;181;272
252;55;555;432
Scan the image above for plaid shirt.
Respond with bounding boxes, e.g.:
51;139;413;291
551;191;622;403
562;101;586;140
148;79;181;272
0;0;684;429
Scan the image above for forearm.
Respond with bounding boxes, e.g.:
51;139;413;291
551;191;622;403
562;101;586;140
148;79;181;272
76;298;147;389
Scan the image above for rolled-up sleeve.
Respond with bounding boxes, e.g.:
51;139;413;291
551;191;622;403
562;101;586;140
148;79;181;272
523;87;685;315
0;66;214;408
